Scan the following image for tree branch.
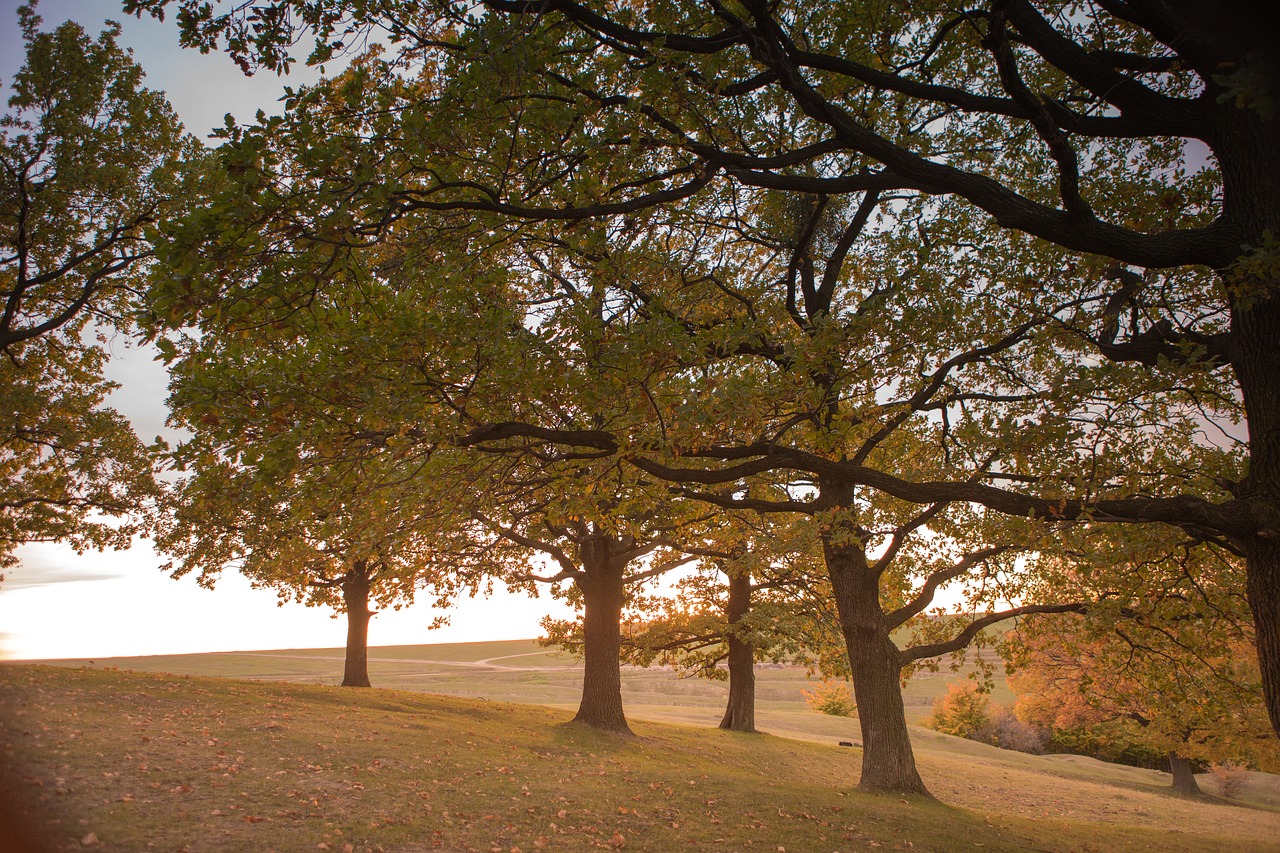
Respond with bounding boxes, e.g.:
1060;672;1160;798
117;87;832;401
899;601;1085;663
885;546;1015;629
471;511;581;577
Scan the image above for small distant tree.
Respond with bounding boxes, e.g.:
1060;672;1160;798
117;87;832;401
156;447;458;688
150;215;488;687
455;460;702;735
802;680;857;718
1;5;188;576
621;509;841;733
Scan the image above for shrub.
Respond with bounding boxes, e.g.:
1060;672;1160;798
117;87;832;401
802;679;856;717
1044;723;1170;771
973;706;1047;754
1209;761;1249;799
925;682;991;738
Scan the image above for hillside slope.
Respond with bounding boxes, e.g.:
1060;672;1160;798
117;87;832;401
2;664;1278;852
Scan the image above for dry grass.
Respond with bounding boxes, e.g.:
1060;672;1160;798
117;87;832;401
24;640;977;724
3;660;1279;853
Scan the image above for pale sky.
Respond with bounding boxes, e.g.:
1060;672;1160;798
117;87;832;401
0;0;576;659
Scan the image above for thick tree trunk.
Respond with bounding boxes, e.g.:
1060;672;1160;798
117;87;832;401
1221;105;1280;739
341;568;373;688
1246;541;1280;738
572;543;632;734
719;569;757;733
820;485;930;796
1232;292;1280;739
841;615;928;796
1169;753;1201;795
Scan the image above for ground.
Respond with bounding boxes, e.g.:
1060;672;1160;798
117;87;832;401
1;640;1276;851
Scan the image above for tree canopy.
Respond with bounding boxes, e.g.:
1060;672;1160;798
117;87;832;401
1;5;189;576
1006;531;1279;791
111;0;1279;797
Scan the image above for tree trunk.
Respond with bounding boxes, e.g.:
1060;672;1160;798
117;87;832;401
1169;753;1201;795
1232;291;1280;739
1246;540;1280;738
572;541;632;733
1220;105;1280;739
341;568;373;688
719;569;757;733
820;485;930;796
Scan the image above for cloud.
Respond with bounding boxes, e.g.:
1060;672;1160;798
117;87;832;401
4;543;123;590
3;565;123;590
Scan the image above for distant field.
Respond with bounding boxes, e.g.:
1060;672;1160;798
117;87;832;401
2;661;1278;852
28;638;1004;724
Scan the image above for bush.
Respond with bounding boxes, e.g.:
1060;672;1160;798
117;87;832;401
925;682;991;738
973;706;1047;754
1209;761;1249;799
1044;724;1170;771
802;679;856;717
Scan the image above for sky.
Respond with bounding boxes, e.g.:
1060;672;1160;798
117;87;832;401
0;0;578;660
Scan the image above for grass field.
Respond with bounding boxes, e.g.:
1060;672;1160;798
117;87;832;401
2;641;1278;852
21;639;1008;725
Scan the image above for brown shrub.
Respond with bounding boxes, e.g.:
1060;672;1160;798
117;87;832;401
1208;761;1249;799
972;706;1048;754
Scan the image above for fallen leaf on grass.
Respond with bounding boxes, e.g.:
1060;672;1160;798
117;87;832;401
79;832;100;847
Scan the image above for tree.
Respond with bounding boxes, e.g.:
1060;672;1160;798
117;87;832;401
925;683;994;741
145;170;506;685
156;449;456;688
127;0;1280;743
1006;534;1279;794
619;509;841;733
1;5;188;575
441;448;703;734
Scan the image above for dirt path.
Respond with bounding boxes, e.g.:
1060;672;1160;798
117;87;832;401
232;651;568;672
474;650;565;666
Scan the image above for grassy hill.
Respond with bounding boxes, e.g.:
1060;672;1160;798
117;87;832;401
17;639;1013;726
2;642;1277;852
